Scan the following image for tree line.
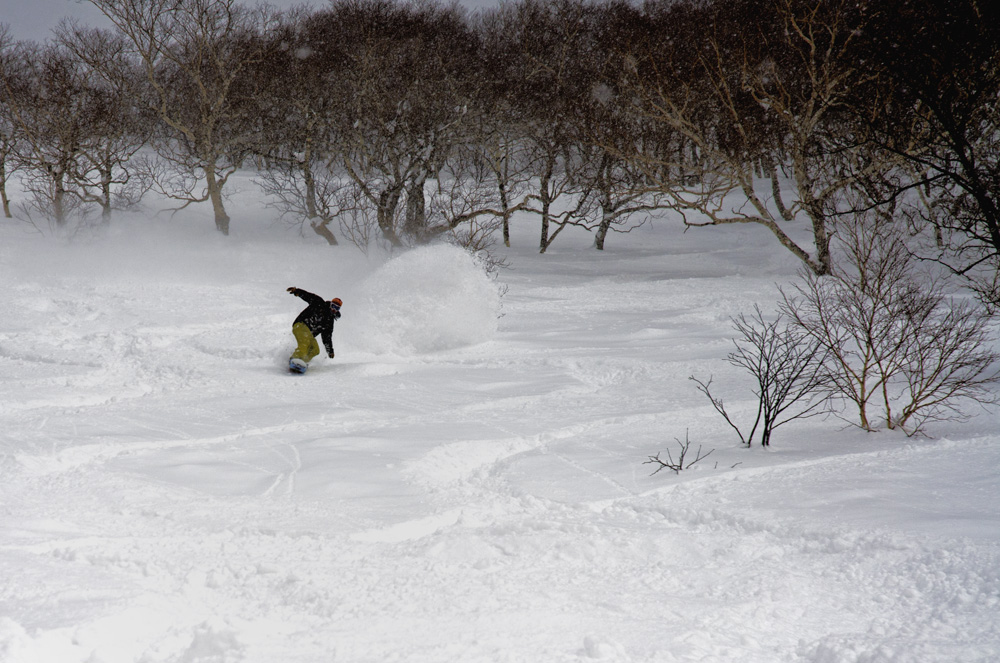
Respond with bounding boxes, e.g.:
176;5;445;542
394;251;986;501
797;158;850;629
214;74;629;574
0;0;997;300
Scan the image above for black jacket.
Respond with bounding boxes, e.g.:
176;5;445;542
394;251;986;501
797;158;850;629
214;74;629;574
291;288;340;355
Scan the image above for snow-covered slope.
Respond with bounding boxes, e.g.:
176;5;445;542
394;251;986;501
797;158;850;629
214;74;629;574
1;195;998;662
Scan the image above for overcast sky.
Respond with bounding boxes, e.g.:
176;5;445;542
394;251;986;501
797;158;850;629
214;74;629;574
5;0;501;43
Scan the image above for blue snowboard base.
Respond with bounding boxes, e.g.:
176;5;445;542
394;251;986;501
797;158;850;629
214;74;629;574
289;358;308;374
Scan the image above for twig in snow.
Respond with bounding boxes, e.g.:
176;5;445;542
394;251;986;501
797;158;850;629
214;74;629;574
644;430;714;475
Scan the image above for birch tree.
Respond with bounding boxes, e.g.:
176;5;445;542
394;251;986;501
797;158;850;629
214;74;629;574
333;0;478;247
0;26;21;219
849;0;1000;309
58;25;151;223
622;0;873;275
781;215;1000;435
502;0;595;254
87;0;274;235
250;8;351;245
3;43;90;226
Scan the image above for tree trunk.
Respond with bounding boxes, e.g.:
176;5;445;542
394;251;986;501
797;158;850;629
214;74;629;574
595;211;612;251
809;212;831;276
403;175;427;242
377;187;404;247
770;164;794;222
791;153;831;275
1;183;10;219
53;166;67;227
302;159;318;220
538;158;555;254
205;164;230;235
858;403;871;432
539;196;551;254
311;220;339;246
594;190;615;251
0;157;10;218
497;178;511;247
100;160;113;225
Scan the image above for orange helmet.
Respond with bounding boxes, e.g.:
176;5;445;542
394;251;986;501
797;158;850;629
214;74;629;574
330;297;343;308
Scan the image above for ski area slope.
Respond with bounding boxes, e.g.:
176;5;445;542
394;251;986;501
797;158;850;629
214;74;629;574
1;202;998;663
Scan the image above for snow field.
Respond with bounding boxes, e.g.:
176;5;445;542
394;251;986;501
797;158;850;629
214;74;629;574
1;206;998;663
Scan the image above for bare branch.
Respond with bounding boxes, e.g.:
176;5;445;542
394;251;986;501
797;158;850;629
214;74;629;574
645;430;715;475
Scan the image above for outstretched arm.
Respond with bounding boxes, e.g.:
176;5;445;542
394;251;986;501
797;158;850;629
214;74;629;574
287;287;324;306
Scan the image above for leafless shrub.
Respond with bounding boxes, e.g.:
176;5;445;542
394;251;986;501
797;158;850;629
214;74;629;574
781;214;1000;435
692;306;830;447
645;430;714;475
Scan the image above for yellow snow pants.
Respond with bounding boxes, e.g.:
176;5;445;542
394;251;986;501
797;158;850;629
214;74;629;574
291;322;320;361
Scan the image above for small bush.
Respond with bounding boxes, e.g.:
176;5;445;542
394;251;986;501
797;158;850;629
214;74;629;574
645;430;714;475
691;306;830;447
781;216;1000;435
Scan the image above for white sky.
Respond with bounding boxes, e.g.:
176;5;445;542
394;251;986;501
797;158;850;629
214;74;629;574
4;0;501;43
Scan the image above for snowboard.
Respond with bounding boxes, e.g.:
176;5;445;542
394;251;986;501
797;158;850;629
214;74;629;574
289;358;308;374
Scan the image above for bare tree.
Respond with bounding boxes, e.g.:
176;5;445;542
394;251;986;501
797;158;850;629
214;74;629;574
336;181;379;253
692;306;829;447
87;0;274;235
458;16;535;248
3;42;91;226
417;137;527;246
476;122;533;249
58;24;151;223
256;165;350;244
848;0;1000;309
748;0;879;272
248;7;352;245
562;2;673;251
621;0;874;275
0;122;13;218
498;0;597;254
781;214;1000;435
0;25;21;219
420;10;537;249
332;0;479;248
573;139;668;251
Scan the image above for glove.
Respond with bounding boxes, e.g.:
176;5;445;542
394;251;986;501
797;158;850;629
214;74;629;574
328;351;335;359
287;287;297;294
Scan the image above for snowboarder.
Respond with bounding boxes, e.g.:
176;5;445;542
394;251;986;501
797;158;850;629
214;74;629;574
287;287;342;373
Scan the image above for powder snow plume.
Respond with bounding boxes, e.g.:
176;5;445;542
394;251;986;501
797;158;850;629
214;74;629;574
343;244;500;355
